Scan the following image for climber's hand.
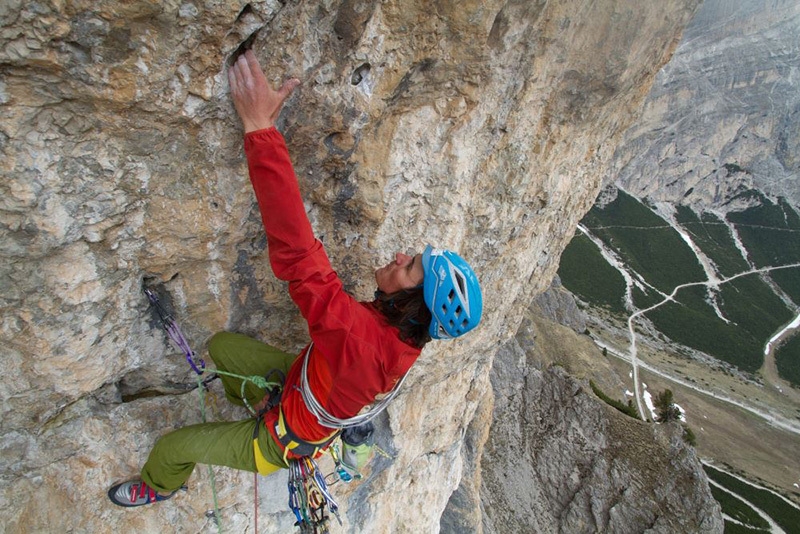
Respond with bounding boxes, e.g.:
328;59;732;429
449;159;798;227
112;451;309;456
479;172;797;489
228;50;300;133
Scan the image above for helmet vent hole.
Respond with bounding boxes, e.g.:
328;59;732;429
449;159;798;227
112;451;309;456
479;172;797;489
448;289;455;303
442;304;447;314
462;319;469;327
455;272;466;294
455;305;462;317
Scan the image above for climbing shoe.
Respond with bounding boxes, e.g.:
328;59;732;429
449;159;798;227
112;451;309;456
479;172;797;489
107;479;183;508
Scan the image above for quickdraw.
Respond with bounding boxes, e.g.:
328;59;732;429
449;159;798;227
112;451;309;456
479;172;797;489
143;285;222;532
144;286;279;413
144;287;206;375
288;456;342;534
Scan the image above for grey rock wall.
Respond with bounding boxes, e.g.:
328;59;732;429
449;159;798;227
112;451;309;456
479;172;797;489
612;0;800;211
531;275;588;334
443;308;723;533
481;357;722;533
1;0;702;531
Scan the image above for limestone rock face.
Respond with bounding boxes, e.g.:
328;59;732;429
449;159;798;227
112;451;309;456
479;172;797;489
611;0;800;211
443;305;723;533
531;275;588;334
481;357;722;533
1;0;701;532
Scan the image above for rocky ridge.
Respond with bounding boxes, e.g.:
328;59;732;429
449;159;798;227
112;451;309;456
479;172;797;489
0;1;707;532
481;358;720;533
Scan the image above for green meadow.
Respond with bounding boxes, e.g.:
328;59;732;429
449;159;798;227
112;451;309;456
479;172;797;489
581;191;706;295
675;207;749;277
704;464;800;534
558;188;800;384
556;233;627;315
708;484;770;532
726;192;800;302
775;334;800;386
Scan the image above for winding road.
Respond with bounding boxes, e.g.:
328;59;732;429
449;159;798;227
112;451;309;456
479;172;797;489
624;263;800;426
578;214;800;433
761;314;800;406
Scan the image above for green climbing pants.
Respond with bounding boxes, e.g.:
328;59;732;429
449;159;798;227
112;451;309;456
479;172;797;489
140;332;298;493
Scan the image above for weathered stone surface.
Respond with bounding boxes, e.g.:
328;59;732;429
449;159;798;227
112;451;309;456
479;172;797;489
438;302;723;533
477;336;722;533
0;0;702;532
531;275;588;334
611;0;800;211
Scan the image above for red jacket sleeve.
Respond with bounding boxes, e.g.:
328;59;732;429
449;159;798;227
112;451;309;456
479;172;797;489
243;128;360;351
244;129;421;439
244;128;317;274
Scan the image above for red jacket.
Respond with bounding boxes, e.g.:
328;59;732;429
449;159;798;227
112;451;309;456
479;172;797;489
244;128;422;448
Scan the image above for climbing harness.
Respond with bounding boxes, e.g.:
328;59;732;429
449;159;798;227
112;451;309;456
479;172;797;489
299;343;408;429
273;407;340;460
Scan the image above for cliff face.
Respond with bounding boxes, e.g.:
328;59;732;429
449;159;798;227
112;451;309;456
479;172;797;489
483;362;721;533
611;0;800;211
469;303;723;534
0;1;703;532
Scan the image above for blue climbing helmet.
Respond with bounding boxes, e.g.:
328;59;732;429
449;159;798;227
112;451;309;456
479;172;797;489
421;245;483;339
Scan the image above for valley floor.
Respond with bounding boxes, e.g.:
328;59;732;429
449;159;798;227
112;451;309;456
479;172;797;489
592;322;800;507
524;306;800;509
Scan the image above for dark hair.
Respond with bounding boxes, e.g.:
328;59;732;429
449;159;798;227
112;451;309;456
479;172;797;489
374;287;432;349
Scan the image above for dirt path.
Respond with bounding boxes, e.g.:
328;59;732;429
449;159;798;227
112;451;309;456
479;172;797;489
624;262;800;422
760;314;800;405
595;338;800;435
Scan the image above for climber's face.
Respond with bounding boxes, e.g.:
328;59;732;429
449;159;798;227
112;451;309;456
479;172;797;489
375;252;424;294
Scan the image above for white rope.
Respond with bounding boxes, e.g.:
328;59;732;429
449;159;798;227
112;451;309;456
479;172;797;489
298;343;408;428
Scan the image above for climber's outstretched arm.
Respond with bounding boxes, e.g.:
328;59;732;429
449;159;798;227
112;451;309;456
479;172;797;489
228;49;300;133
228;50;351;344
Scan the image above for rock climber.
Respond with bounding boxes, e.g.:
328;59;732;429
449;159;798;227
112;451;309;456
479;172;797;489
108;50;482;507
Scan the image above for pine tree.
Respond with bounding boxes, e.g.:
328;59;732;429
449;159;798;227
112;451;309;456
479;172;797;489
653;389;681;423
